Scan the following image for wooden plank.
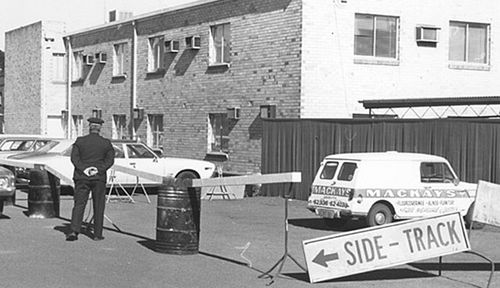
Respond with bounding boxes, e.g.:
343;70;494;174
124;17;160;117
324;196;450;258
111;164;164;183
191;172;301;187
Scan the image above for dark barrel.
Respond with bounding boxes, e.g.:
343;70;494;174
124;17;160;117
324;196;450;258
28;170;60;218
156;177;200;254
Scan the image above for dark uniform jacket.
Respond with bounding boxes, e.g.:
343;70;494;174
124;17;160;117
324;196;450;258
71;133;115;182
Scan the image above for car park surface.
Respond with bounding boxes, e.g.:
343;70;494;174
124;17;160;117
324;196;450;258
0;193;498;288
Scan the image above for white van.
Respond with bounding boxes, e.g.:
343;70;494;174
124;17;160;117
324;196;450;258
307;152;478;227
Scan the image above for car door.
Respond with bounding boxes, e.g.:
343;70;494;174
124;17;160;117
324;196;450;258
123;143;163;185
109;143;135;185
419;161;467;216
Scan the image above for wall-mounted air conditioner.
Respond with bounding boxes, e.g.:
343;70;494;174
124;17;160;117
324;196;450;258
133;107;145;120
416;25;440;43
186;36;201;50
92;108;102;119
227;107;241;119
260;105;276;119
165;40;180;53
83;54;94;66
95;52;107;64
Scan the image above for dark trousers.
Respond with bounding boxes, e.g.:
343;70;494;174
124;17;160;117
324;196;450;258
70;180;106;237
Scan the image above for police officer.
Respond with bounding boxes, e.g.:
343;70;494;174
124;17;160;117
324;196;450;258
66;117;115;241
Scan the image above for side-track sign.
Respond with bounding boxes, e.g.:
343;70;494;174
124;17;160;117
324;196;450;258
302;212;470;283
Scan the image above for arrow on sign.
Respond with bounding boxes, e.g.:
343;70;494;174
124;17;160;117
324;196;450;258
313;249;339;268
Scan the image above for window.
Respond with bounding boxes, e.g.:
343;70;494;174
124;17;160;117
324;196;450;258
126;144;156;159
354;14;398;58
147;114;163;149
72;51;84;81
320;162;339;180
113;43;127;76
71;115;83;138
337;163;357;181
112;114;127;140
449;21;489;64
209;23;231;65
208;113;229;153
148;36;164;72
420;162;456;183
52;53;66;82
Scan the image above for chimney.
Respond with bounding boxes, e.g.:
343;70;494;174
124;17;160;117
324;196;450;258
109;10;133;22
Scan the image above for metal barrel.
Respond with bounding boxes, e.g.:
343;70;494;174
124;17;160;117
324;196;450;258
28;170;60;218
156;177;200;254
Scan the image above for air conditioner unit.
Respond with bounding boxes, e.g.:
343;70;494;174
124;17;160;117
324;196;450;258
186;36;201;50
260;105;276;119
227;107;241;119
95;52;107;64
83;54;94;66
133;107;145;120
416;26;440;43
92;108;102;119
165;40;180;53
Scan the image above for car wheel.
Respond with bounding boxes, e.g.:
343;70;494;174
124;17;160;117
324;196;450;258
367;203;393;227
323;217;348;228
464;203;485;230
175;171;199;188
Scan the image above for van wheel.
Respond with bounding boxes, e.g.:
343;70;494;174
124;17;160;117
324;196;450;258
367;203;393;226
323;218;348;228
464;203;485;230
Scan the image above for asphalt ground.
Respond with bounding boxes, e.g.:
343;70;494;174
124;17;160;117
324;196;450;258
0;190;499;288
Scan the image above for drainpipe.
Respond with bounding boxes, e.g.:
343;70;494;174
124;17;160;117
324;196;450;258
65;36;72;139
130;21;138;140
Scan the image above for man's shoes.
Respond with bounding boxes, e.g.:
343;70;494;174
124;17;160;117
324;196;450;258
66;232;78;241
93;236;105;241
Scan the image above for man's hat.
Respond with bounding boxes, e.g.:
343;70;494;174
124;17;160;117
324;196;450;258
87;117;104;125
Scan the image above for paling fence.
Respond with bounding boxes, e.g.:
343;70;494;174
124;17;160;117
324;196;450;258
261;118;500;200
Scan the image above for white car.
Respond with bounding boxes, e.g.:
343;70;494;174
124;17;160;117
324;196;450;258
9;139;216;188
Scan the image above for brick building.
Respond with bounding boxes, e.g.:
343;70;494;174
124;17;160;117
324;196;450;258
4;0;500;174
0;50;4;132
4;21;67;137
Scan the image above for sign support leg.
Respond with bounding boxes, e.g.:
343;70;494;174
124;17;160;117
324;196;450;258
258;184;306;281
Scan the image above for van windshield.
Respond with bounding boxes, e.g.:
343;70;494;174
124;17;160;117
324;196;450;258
320;162;339;179
420;162;456;183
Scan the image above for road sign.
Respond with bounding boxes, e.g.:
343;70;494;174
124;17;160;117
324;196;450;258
474;180;500;227
303;212;470;283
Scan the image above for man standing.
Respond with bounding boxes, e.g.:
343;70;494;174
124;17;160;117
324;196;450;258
66;117;115;241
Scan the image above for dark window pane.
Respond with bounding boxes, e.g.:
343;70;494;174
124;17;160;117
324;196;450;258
354;14;374;56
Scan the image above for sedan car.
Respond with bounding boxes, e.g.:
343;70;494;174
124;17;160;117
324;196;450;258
9;139;216;188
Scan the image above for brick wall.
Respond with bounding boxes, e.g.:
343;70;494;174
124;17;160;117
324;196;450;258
5;22;43;134
69;0;302;174
301;0;500;118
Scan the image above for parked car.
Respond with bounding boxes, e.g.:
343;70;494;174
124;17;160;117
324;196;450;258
9;139;216;189
0;166;16;216
307;151;478;227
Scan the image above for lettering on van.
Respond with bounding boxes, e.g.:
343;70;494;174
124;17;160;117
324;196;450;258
365;189;470;198
312;185;353;197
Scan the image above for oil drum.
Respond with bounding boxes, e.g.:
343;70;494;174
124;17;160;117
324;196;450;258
28;170;60;218
156;177;200;254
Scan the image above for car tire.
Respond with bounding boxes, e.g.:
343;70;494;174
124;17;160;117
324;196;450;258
464;203;485;230
367;203;393;227
175;171;199;188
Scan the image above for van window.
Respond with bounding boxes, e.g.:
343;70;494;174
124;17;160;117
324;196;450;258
320;162;339;179
338;162;357;181
420;162;455;183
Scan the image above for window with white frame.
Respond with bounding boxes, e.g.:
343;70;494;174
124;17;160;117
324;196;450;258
209;23;231;65
148;36;164;72
112;114;127;140
72;51;84;81
113;43;127;76
147;114;163;149
449;21;489;64
208;113;229;153
354;14;398;58
52;53;66;82
71;115;83;138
